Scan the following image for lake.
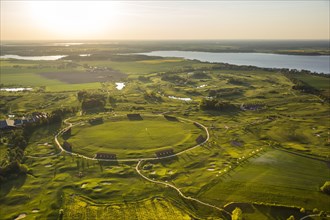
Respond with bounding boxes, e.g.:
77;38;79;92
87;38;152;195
138;51;330;74
0;54;66;60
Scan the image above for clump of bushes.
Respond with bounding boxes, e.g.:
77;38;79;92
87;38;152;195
77;91;106;112
320;181;330;195
200;98;237;111
231;207;242;220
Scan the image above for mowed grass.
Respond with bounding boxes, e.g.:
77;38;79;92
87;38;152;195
63;194;195;220
290;72;330;98
292;73;330;90
80;59;213;75
198;149;330;211
0;60;102;91
67;116;203;158
0;67;102;92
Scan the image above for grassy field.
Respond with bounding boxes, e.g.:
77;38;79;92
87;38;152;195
62;195;196;220
198;149;330;211
288;72;330;98
292;73;330;90
80;59;213;75
0;92;79;115
65;115;204;158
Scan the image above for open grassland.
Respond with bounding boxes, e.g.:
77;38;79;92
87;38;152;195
66;116;204;158
62;195;195;220
292;73;330;90
0;60;102;91
198;149;330;211
40;70;126;84
288;72;330;98
80;59;213;75
0;92;79;114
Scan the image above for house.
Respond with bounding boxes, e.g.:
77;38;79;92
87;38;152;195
0;119;15;131
0;120;8;129
14;119;24;127
95;153;116;159
155;149;174;157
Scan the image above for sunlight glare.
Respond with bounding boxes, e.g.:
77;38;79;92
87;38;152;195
28;1;122;39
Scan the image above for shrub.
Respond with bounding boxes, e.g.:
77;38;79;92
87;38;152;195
287;215;295;220
200;98;237;111
231;207;242;220
320;181;330;195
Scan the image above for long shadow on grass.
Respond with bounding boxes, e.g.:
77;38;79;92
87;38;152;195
97;160;119;173
254;204;305;220
0;174;27;198
158;156;179;167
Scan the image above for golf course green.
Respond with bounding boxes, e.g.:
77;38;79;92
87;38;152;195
65;115;205;159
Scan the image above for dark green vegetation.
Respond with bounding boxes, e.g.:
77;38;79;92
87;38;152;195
1;40;329;55
0;41;329;220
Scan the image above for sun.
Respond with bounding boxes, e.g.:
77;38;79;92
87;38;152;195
27;1;122;39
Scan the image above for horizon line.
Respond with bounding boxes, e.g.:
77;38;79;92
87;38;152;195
1;38;329;42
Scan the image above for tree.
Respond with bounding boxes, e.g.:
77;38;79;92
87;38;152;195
287;215;295;220
200;98;236;111
77;90;88;102
9;131;27;150
232;207;242;220
320;181;330;195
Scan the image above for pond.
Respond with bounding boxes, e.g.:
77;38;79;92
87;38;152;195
115;82;125;90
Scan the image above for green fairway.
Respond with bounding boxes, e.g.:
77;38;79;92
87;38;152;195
292;73;330;90
66;116;204;158
63;194;196;220
198;149;330;211
80;59;213;75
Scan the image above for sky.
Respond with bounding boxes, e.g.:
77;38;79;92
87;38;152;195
1;0;329;40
